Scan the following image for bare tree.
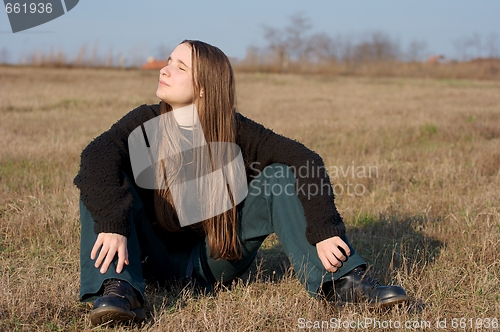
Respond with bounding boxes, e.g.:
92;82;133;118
129;45;148;68
471;32;483;59
307;32;336;63
453;33;481;61
0;47;11;64
485;32;500;58
452;38;466;61
262;11;313;70
284;12;312;60
262;25;290;70
74;44;88;67
242;46;262;67
338;34;355;64
156;44;172;60
90;42;100;66
104;47;114;67
352;31;400;63
406;39;428;62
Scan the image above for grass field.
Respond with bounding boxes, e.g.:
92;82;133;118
0;66;499;331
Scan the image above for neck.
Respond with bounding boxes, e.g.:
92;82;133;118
172;104;198;129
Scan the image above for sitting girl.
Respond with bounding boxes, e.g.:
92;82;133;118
74;39;409;325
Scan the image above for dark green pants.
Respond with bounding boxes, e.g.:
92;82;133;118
80;164;365;302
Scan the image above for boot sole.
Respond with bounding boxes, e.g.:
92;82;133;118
331;294;410;308
369;294;410;308
90;306;146;326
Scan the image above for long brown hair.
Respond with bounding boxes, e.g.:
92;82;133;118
154;40;241;260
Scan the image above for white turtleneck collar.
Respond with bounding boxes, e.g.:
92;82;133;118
172;104;198;130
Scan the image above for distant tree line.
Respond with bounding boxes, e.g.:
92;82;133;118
1;12;499;80
238;12;500;72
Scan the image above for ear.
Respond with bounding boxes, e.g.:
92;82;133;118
199;88;204;98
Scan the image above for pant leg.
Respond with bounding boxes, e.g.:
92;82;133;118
195;163;366;297
79;198;146;303
79;177;193;303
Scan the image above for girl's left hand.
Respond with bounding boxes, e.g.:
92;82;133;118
316;236;351;273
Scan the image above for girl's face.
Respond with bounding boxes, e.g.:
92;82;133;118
156;43;195;109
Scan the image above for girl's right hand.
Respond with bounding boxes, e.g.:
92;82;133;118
91;233;129;274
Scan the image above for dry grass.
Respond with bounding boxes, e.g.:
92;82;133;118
1;66;499;331
236;60;500;81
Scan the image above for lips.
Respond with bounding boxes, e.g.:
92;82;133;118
159;80;169;86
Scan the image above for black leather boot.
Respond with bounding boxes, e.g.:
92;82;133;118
324;266;409;308
90;279;146;326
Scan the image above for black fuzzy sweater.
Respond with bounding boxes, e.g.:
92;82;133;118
73;103;346;246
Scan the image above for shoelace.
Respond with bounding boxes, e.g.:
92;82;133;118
102;279;125;297
352;267;381;288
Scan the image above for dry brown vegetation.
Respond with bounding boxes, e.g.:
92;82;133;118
236;59;500;81
0;66;499;331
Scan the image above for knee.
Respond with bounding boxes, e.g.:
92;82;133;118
249;164;296;196
260;163;295;182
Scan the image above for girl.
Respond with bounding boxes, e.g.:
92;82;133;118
74;40;409;326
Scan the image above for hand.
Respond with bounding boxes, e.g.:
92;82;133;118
316;236;351;273
91;233;129;274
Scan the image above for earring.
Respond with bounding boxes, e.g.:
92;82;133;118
199;89;204;98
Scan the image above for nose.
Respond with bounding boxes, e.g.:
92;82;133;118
160;65;170;76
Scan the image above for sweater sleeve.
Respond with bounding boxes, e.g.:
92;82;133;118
73;103;160;237
236;113;346;245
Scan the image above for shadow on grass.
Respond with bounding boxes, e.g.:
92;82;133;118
347;214;443;281
140;213;443;322
241;213;443;286
239;239;291;284
237;213;442;315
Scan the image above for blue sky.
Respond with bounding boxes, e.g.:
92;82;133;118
1;0;499;65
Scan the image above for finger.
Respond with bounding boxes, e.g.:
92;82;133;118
116;246;126;273
124;247;129;266
90;237;103;260
116;255;124;273
327;263;338;273
326;262;338;273
326;251;343;269
95;243;109;268
321;252;340;272
318;254;334;272
338;241;351;257
332;246;347;262
100;249;116;274
317;242;341;272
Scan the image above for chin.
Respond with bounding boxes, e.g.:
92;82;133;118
156;90;165;101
